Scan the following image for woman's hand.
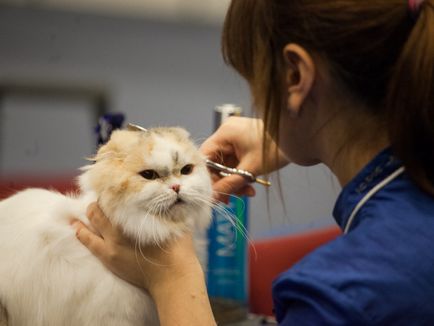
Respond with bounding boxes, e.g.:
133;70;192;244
201;117;290;202
73;203;216;326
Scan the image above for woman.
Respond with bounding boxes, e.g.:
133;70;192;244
74;0;434;324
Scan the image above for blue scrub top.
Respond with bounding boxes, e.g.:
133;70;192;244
272;148;434;325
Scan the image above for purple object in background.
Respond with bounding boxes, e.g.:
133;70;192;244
95;113;125;145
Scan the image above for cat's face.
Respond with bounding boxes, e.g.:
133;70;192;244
79;127;212;244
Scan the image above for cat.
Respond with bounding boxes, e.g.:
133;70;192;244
0;126;213;326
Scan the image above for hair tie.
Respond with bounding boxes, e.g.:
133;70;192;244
408;0;425;17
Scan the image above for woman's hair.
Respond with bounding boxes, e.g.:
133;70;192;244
222;0;434;194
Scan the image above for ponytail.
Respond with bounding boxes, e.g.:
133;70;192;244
387;0;434;194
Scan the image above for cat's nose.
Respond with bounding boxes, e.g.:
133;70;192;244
171;184;181;193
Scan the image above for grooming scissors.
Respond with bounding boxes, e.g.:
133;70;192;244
127;123;271;187
205;159;271;187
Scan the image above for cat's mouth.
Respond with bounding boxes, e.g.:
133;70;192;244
171;197;185;208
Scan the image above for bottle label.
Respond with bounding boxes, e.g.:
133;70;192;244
207;196;248;302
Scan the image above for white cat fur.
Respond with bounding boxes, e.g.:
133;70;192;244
0;127;212;326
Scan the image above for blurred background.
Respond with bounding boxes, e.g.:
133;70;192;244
0;0;339;239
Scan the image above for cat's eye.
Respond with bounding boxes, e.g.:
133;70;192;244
140;170;160;180
181;164;194;175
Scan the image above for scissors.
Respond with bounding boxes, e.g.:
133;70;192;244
127;123;271;187
205;159;271;187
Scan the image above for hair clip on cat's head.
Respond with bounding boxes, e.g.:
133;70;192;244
127;123;149;133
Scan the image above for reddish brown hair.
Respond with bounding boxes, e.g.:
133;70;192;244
222;0;434;193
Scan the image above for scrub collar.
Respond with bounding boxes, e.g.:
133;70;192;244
333;147;403;230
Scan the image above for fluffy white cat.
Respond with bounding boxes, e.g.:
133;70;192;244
0;127;213;326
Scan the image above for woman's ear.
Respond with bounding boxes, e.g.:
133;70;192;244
283;43;315;116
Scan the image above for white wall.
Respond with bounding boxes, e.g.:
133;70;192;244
1;0;231;24
0;6;339;239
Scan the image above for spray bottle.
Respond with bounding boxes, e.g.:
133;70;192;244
207;104;249;322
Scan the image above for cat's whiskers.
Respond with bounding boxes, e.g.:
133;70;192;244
149;192;186;220
211;190;251;240
151;204;170;253
150;194;168;213
146;193;171;219
144;197;178;255
156;198;168;218
134;217;151;271
182;189;257;259
133;208;169;268
148;200;168;244
136;183;254;263
149;188;251;249
181;191;249;240
211;200;257;259
134;219;149;274
147;201;160;245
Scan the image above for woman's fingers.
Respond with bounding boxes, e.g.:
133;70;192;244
236;185;256;197
200;133;234;161
213;174;247;197
86;202;120;240
74;221;106;259
211;174;257;203
72;202;127;263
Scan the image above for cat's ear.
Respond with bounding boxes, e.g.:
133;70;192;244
170;127;190;140
93;130;136;162
93;142;122;162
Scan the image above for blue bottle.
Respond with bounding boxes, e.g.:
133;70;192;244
207;196;249;301
206;105;249;308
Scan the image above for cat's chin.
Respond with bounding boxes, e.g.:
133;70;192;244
170;197;187;209
162;201;190;222
105;202;194;246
